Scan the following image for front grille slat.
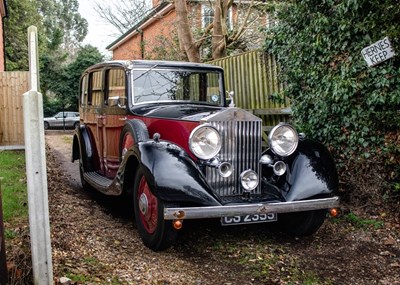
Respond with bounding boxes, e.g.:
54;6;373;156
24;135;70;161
206;120;262;198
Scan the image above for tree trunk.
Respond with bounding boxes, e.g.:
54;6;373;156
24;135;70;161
212;0;230;59
174;0;200;62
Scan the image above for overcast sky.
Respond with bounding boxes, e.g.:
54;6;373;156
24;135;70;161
77;0;118;57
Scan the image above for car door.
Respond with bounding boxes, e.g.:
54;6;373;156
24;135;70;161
81;70;105;175
101;68;127;178
53;112;64;128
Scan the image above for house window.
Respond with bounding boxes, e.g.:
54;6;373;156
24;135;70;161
202;4;232;29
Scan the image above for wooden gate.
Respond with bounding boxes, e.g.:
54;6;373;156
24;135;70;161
0;71;28;148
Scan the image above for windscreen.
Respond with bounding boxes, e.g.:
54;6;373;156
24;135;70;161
132;68;223;105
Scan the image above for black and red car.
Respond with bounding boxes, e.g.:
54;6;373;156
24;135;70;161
72;60;339;251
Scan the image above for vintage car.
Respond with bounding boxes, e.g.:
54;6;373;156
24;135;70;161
72;60;339;251
44;111;80;130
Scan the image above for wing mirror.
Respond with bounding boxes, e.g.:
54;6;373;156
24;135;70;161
108;96;126;108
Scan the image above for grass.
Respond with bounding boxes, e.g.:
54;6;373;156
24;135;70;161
0;151;27;222
343;212;384;230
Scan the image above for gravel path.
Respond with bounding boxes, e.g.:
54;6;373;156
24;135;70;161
43;130;400;285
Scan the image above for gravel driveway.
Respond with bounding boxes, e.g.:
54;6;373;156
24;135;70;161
44;131;400;285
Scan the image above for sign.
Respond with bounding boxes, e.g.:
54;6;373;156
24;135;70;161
361;37;395;67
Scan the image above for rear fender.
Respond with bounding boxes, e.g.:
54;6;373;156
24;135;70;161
123;140;222;206
71;126;96;172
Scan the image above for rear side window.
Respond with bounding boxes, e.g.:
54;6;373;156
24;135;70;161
89;71;103;106
80;75;89;106
105;68;126;104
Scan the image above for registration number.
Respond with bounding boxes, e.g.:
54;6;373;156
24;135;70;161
221;213;277;226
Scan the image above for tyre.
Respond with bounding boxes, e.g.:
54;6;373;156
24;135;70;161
277;209;327;236
119;119;149;161
74;121;80;129
133;168;178;251
44;121;49;130
79;156;90;191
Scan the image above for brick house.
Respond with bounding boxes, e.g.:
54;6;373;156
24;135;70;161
106;0;269;61
0;0;6;71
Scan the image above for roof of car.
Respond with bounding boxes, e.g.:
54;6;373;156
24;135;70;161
83;60;223;74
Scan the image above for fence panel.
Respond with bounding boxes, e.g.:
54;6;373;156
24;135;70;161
209;50;291;128
0;71;29;147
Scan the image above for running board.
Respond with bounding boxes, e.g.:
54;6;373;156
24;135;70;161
83;171;113;192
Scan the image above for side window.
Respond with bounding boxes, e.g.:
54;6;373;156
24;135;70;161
106;68;126;106
80;74;88;106
89;71;103;106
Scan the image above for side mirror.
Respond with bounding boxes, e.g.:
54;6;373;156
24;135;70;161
108;96;126;108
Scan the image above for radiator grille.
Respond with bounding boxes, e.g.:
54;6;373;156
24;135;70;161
206;120;262;197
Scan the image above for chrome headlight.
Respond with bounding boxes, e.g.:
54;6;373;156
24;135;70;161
268;124;298;157
189;125;221;160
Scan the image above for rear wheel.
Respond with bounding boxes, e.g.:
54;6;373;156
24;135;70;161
44;121;49;130
133;168;178;251
277;210;327;236
79;157;90;190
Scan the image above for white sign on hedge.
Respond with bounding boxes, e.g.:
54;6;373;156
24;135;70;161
361;37;395;67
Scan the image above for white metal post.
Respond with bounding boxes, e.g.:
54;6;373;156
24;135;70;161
24;26;53;285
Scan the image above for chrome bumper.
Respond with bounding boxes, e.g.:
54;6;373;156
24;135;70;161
164;197;339;220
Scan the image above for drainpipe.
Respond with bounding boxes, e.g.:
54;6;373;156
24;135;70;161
136;29;144;59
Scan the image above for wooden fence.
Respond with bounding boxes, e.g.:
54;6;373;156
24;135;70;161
0;71;29;148
209;50;291;130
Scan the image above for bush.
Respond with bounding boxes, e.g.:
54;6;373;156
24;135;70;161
264;0;400;203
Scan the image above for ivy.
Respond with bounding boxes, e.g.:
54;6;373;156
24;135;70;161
264;0;400;197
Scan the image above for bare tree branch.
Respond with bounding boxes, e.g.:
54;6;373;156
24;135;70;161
92;0;150;35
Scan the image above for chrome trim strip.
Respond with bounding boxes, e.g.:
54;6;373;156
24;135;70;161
164;197;340;220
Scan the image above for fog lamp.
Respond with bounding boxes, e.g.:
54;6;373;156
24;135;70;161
273;161;287;176
240;170;259;191
218;162;233;178
259;154;274;165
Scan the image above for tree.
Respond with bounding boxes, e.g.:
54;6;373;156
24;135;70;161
53;45;104;111
174;0;267;62
4;0;88;71
92;0;150;35
175;0;200;62
3;0;46;71
37;0;88;57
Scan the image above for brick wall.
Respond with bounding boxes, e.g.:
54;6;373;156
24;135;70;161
112;9;177;61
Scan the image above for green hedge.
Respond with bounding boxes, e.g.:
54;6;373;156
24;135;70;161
264;0;400;199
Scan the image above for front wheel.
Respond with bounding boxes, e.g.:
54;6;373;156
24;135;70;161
133;168;178;251
44;121;49;130
276;210;327;236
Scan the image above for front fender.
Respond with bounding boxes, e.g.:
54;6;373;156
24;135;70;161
283;139;339;202
126;140;222;206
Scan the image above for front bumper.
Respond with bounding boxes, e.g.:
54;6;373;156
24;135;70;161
164;197;339;220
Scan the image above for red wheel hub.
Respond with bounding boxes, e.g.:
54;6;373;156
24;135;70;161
137;176;158;234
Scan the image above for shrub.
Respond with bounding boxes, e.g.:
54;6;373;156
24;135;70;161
264;0;400;203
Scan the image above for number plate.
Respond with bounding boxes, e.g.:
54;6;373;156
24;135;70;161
221;213;277;226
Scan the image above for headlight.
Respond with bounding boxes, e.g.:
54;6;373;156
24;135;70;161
189;125;221;160
268;123;298;157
